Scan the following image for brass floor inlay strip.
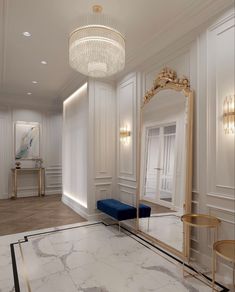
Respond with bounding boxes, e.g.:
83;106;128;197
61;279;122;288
18;240;32;292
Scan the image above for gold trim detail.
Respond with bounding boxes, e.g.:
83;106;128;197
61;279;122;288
137;67;194;260
181;213;221;228
18;240;32;292
143;67;191;106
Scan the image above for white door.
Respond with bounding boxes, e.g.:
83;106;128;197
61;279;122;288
143;124;176;207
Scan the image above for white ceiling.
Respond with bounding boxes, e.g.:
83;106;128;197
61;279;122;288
0;0;233;104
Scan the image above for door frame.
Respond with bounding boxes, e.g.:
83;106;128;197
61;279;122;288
141;120;177;209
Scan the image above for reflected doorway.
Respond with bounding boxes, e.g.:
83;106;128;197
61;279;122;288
143;123;176;209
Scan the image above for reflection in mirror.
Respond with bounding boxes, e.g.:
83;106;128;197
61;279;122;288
139;89;188;253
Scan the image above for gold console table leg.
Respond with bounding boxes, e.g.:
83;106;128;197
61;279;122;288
11;169;17;199
41;168;45;196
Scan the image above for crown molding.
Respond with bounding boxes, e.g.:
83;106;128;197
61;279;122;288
208;9;235;31
57;74;88;103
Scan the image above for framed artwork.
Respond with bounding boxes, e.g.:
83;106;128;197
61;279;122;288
14;121;40;160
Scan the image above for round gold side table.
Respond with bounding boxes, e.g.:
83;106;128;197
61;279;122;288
212;240;235;291
181;214;221;278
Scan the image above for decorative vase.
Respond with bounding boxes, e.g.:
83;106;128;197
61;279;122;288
15;161;21;169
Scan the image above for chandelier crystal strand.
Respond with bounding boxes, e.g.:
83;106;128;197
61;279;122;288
69;6;125;78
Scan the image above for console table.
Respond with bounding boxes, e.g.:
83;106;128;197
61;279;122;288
11;168;45;199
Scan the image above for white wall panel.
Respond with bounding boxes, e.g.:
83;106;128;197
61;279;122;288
63;80;115;217
93;81;115;179
115;8;234;282
0;106;62;199
117;74;137;182
207;12;235;198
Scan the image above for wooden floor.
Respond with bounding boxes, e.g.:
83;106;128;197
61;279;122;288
140;200;176;214
0;194;86;236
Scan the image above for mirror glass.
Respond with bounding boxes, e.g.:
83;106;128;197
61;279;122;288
138;89;188;253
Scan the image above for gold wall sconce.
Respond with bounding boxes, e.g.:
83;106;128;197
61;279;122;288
223;95;235;134
120;126;131;144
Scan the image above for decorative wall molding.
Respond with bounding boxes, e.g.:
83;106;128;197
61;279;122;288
207;12;235;198
216;184;235;190
207;192;235;201
0;108;62;199
208;10;235;31
119;189;136;196
95;184;113;207
95;182;112;186
118;176;137;182
117;74;137;182
207;204;235;215
118;183;137;190
115;9;234;282
95;176;112;180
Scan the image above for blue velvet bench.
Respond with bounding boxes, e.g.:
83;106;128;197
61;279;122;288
97;199;151;231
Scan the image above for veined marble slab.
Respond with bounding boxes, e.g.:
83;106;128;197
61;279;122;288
9;223;216;292
139;215;183;252
0;221;96;292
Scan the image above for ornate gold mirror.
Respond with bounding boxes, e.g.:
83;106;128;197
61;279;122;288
137;68;193;258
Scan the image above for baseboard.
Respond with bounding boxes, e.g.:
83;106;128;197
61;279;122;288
0;188;62;199
0;193;10;199
62;194;101;221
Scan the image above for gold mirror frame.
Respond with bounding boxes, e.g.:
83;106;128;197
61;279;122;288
136;67;194;259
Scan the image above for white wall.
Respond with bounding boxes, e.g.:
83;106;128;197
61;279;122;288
116;73;140;207
62;80;116;219
116;8;235;285
63;83;89;210
0;106;62;199
88;79;116;212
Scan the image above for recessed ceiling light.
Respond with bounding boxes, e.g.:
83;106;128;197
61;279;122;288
22;31;31;37
41;61;47;65
32;81;38;84
27;92;32;95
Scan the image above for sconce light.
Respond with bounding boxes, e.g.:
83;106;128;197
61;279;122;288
223;95;235;134
120;126;131;144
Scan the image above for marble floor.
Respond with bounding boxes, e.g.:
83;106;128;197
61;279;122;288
139;214;183;252
0;221;226;292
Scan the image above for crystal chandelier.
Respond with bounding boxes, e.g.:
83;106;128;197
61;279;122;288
69;5;125;78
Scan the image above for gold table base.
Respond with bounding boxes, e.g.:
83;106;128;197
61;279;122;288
212;240;235;291
181;213;221;286
11;168;46;199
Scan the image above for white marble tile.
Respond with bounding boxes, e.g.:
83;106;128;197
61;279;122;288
1;222;225;292
139;215;183;251
0;221;95;292
11;223;215;292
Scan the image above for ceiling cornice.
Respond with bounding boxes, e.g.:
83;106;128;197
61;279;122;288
57;73;88;102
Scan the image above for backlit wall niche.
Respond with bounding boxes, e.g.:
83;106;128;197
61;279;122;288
63;83;88;209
